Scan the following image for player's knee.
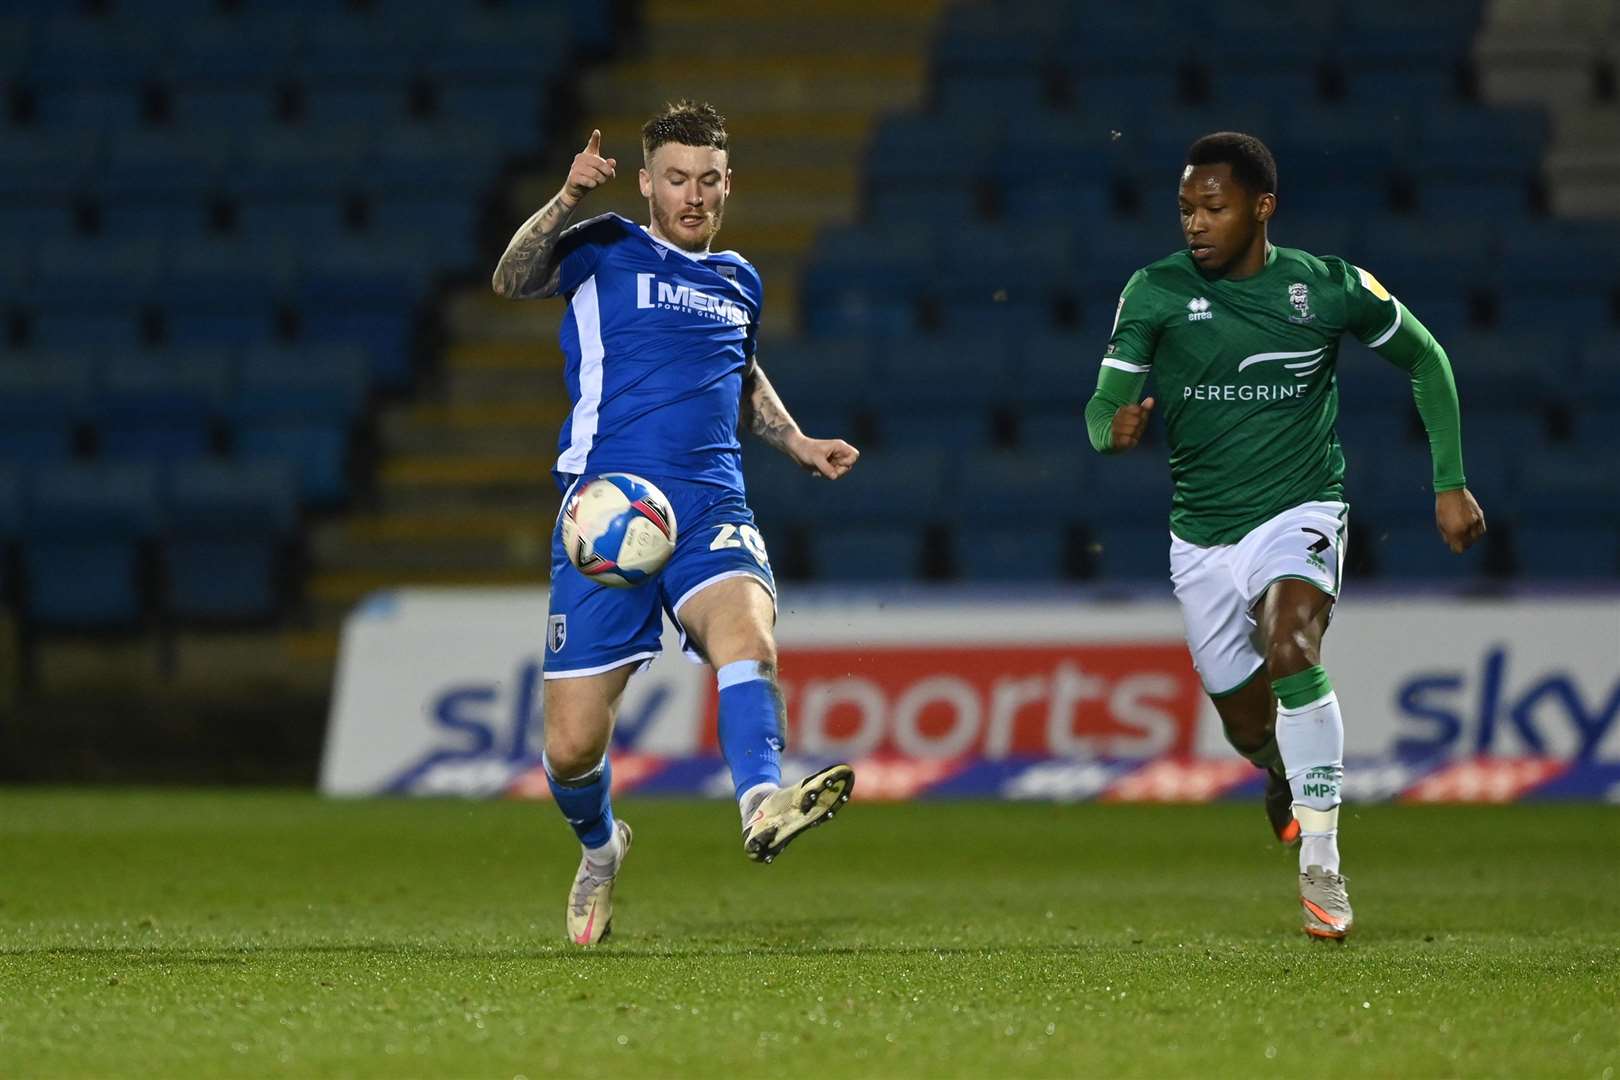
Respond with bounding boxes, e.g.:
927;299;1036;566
1264;630;1318;680
1222;709;1272;751
543;710;611;778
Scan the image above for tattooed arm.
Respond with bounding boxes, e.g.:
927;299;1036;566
491;129;617;300
742;357;860;480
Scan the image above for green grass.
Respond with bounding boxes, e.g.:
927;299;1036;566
2;792;1617;1078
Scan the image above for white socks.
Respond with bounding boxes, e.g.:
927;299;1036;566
1277;690;1345;874
584;827;621;872
739;781;777;824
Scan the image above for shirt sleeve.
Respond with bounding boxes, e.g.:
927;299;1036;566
1086;271;1159;453
552;215;619;297
739;262;763;359
1341;261;1404;348
1102;269;1161;373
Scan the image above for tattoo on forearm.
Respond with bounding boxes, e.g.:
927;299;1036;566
745;364;800;452
491;193;575;299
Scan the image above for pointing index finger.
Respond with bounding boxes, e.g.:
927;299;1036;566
585;129;602;154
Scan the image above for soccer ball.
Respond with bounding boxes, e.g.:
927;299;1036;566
561;473;678;588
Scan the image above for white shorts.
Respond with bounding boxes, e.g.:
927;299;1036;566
1169;500;1349;697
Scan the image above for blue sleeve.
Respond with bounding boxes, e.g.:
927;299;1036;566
739;261;764;359
554;214;623;297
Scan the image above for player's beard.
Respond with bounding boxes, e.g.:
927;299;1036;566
651;198;724;252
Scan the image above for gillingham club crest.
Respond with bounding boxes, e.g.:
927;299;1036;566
1288;282;1314;323
547;614;567;653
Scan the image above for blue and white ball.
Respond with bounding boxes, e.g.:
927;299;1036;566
561;473;678;588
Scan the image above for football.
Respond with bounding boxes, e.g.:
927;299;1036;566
560;473;678;588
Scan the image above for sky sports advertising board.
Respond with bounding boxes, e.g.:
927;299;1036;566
321;589;1620;803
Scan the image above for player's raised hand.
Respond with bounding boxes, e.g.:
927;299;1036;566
1435;487;1486;553
561;129;616;208
1110;396;1155;451
791;436;860;480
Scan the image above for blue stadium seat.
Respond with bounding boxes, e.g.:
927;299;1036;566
234;346;370;420
957;450;1089;523
760;338;876;414
234;421;352;508
34;236;162;300
1372;525;1487;580
1087;523;1172;582
33;83;144;134
236;129;367;197
951;525;1067;581
20;463;159;628
1576;335;1620;404
1017;334;1096;410
883;336;1018;409
1517;450;1620;524
236;198;348;248
367;124;504;197
1494;291;1614;334
809;526;926;582
103;130;232;197
27;304;147;351
170;84;280;132
0;356;89;465
815;448;948;525
880;408;997;452
1084;452;1174;525
166;15;303;83
91;353;229;464
742;450;823;532
1513;525;1620;580
0;465;20;543
0;131;99;198
1018;410;1087;451
303;84;408;129
437;81;545;151
160;461;297;621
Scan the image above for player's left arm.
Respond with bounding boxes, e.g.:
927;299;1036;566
1347;265;1485;553
741;357;859;480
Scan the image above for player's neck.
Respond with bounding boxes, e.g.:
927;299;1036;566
644;222;711;258
1217;237;1273;282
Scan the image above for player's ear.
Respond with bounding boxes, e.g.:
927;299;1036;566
723;168;732;197
638;168;652;199
1255;192;1276;224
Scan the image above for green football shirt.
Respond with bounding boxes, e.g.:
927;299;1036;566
1091;244;1464;547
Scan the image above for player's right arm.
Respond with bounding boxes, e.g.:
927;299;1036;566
491;129;617;300
1084;270;1161;453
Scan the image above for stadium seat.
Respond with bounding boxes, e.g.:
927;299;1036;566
160;461;297;622
1084;452;1175;525
1512;525;1619;580
91;354;229;464
957;449;1089;524
817;448;949;525
1086;523;1173;583
1372;524;1488;580
234;421;352;508
950;525;1067;581
20;463;159;628
809;527;926;582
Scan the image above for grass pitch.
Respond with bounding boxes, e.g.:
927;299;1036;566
2;791;1616;1078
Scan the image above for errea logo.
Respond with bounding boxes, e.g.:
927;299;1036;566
1186;297;1213;322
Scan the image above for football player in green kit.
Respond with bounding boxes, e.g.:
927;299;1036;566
1086;132;1487;939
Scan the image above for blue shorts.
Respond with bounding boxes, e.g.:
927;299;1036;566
543;474;776;679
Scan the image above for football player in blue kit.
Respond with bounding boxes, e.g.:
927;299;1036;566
492;101;861;945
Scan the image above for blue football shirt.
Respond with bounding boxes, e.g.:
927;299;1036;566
551;212;763;493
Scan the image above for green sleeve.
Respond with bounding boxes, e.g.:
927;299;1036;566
1085;364;1148;453
1371;300;1467;492
1087;270;1159;453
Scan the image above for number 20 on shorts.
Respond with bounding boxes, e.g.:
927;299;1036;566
710;523;770;567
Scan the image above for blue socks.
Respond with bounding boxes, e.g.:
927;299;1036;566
717;659;784;802
544;752;615;850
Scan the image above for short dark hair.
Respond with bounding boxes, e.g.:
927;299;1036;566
641;100;728;162
1186;132;1277;195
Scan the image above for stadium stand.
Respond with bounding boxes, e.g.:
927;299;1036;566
780;0;1620;584
0;0;1615;697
